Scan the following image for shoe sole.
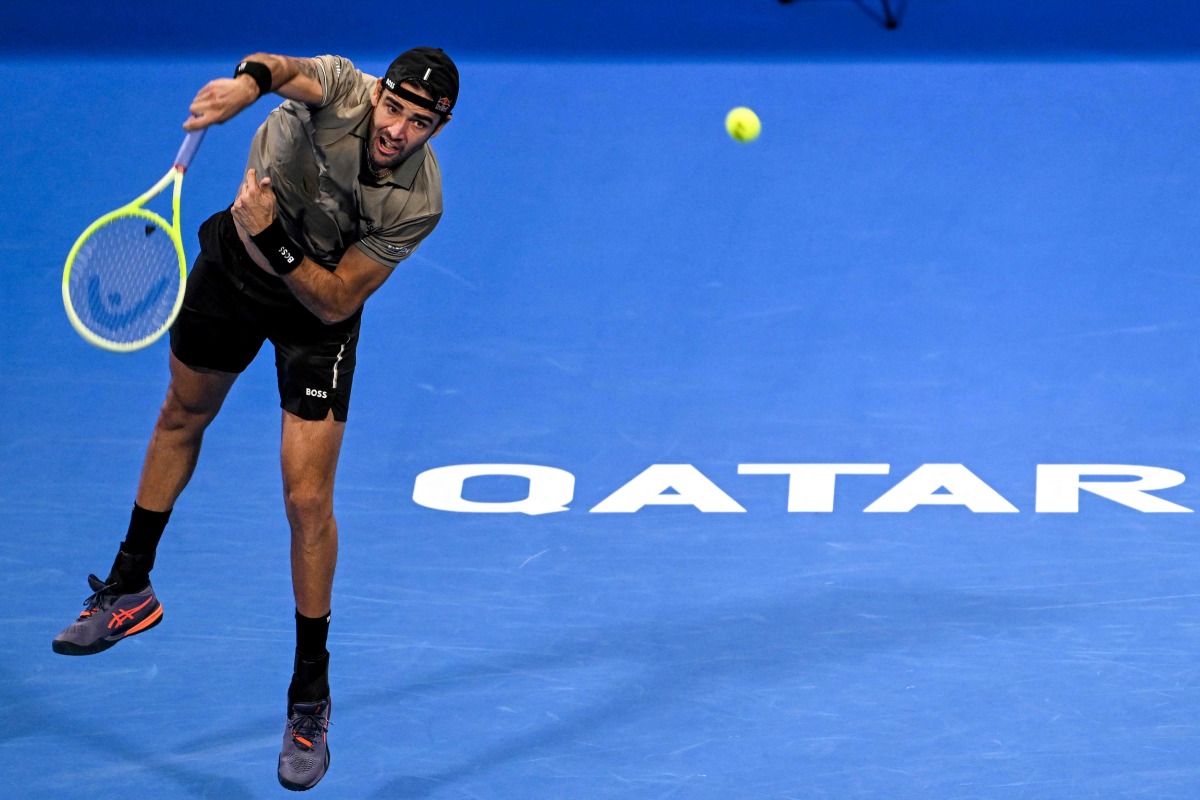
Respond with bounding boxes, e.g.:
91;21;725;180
51;606;163;656
278;747;331;792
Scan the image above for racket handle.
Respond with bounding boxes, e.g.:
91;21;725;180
174;130;206;171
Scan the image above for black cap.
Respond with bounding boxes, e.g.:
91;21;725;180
383;47;459;116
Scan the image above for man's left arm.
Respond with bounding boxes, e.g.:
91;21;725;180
278;245;391;325
232;169;393;323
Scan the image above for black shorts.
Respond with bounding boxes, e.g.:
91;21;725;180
169;209;360;422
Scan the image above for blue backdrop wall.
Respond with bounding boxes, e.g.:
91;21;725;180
9;0;1200;59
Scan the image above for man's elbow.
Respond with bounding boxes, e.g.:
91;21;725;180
317;310;349;326
316;302;361;326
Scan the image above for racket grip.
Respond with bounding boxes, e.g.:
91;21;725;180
174;130;206;171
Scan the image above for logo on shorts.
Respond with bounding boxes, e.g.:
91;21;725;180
386;244;410;256
306;388;328;398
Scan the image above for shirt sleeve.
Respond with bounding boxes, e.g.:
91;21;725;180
354;213;442;268
309;55;363;110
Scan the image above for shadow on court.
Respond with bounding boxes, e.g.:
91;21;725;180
341;585;1064;796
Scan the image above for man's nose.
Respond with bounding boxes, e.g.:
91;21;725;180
383;119;411;139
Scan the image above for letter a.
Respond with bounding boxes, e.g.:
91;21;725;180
864;464;1018;513
591;464;746;513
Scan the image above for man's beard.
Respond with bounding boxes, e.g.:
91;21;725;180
366;149;394;177
365;131;407;177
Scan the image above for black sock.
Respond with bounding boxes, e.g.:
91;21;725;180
289;650;331;707
124;503;172;554
105;504;172;589
295;609;331;660
289;610;331;707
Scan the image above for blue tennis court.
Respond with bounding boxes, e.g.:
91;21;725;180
4;3;1200;797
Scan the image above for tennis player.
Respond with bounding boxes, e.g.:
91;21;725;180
52;47;457;791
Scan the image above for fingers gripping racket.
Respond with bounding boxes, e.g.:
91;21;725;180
62;131;205;352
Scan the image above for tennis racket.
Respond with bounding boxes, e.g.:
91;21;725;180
62;130;205;352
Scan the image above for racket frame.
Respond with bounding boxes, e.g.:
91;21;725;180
62;131;204;352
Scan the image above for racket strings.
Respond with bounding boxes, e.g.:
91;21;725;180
66;216;182;345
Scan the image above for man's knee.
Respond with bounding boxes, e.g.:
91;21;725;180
284;484;334;532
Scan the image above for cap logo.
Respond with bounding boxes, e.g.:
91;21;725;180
383;48;458;115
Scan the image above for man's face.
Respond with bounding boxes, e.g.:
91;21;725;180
367;80;449;173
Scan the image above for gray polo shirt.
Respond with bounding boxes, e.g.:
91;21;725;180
245;55;442;269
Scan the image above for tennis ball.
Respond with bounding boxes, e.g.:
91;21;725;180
725;107;761;143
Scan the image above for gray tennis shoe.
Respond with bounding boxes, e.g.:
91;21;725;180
278;697;331;791
52;574;163;655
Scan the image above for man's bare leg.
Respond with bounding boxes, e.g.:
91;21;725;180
136;352;239;513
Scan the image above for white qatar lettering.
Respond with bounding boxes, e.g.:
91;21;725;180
412;464;574;516
737;463;891;512
1035;464;1193;513
589;464;747;513
408;463;1192;515
863;463;1020;513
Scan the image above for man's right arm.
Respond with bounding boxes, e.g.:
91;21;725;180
184;54;325;131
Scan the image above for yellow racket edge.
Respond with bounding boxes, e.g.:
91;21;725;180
62;206;187;353
63;158;188;352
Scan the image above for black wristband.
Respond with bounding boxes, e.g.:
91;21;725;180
250;218;303;275
234;60;272;98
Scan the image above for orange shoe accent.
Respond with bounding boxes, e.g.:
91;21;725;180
294;735;314;748
124;604;163;636
107;596;156;630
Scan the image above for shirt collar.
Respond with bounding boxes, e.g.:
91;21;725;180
352;108;427;190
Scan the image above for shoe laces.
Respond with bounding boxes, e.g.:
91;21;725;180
77;576;119;620
288;706;330;750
